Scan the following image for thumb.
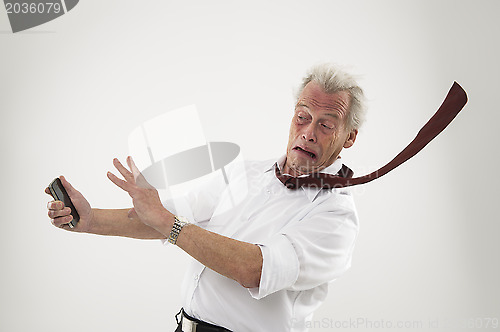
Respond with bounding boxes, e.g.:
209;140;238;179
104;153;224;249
59;175;77;197
128;208;139;219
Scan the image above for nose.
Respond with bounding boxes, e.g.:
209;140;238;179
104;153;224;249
301;123;317;143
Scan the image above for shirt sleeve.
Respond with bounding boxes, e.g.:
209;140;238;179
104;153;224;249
249;193;359;299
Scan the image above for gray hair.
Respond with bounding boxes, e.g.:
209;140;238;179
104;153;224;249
296;63;367;130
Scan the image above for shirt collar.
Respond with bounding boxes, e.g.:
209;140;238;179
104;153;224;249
264;155;344;201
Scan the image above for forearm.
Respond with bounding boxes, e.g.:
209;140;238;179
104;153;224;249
89;208;166;240
105;157;262;286
157;218;262;288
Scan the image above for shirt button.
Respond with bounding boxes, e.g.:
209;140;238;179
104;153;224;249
194;274;199;281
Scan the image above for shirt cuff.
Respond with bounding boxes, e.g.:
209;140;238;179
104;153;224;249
248;234;300;299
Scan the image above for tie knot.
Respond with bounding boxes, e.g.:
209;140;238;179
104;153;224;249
274;163;354;190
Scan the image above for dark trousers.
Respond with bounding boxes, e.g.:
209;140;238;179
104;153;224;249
174;309;232;332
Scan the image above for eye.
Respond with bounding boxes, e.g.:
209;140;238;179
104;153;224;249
321;123;333;130
295;114;309;124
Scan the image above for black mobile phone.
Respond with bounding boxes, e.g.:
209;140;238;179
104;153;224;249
48;178;80;228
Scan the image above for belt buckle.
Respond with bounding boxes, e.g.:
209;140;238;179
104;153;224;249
182;316;198;332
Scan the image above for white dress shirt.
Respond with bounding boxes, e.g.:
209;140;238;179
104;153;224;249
164;156;359;332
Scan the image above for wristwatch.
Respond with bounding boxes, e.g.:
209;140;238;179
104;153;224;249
167;215;189;245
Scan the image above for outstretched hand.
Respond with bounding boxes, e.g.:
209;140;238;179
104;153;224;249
107;156;174;233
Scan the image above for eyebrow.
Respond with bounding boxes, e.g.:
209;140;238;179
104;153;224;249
323;113;339;119
296;103;339;119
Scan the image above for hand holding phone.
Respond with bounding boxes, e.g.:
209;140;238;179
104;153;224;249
48;177;80;228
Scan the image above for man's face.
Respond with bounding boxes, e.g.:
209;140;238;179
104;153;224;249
284;82;357;176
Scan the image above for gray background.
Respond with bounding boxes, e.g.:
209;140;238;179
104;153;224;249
1;1;499;331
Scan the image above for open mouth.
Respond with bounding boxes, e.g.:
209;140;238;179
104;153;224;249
294;146;317;160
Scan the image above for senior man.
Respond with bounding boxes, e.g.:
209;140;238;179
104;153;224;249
46;63;366;332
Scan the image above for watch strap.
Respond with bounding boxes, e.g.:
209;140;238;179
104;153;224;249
167;216;189;245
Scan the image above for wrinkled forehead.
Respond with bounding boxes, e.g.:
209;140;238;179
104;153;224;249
297;82;351;117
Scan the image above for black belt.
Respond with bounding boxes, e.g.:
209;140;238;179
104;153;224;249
175;308;232;332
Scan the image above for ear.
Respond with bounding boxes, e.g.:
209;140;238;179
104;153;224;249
343;129;358;149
